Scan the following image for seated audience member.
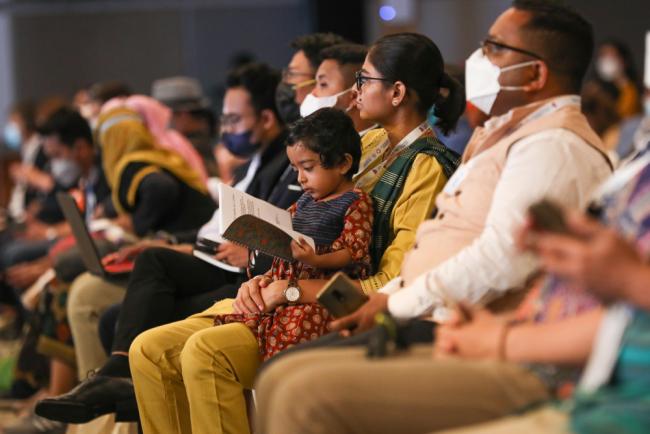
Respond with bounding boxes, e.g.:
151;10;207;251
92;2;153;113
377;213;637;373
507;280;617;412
34;36;372;428
121;31;462;434
616;87;650;161
3;100;48;224
3;108;113;288
34;62;299;422
299;43;376;135
1;108;112;434
101;94;209;183
0;98;77;276
151;76;219;177
77;80;132;127
595;39;642;119
320;0;613;341
435;153;650;434
275;32;347;125
213;108;373;363
23;98;215;409
581;78;622;152
255;104;650;434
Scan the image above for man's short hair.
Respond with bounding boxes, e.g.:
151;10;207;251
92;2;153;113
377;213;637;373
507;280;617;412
513;0;594;91
290;33;348;70
38;107;93;148
226;62;281;122
320;43;368;67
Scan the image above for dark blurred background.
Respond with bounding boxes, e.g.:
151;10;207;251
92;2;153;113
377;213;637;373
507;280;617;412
0;0;647;125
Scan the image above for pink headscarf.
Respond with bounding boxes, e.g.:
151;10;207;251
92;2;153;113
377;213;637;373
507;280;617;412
101;95;208;183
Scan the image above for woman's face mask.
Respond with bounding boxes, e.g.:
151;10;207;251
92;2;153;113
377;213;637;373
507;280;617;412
3;122;22;151
465;48;538;115
299;88;353;118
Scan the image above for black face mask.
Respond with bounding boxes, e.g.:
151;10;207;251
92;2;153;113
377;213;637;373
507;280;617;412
275;82;301;125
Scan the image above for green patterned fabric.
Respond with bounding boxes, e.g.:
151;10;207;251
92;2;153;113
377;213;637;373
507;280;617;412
369;136;459;269
571;308;650;434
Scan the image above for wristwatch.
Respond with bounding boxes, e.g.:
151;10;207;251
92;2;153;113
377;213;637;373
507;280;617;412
283;276;301;303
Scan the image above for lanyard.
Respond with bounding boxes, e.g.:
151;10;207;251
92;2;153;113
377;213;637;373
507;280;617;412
356;121;431;189
503;95;581;139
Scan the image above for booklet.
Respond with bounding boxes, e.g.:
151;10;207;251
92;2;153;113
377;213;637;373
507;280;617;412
217;183;315;261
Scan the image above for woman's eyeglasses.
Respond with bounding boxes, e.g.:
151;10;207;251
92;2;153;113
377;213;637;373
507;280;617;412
355;70;392;90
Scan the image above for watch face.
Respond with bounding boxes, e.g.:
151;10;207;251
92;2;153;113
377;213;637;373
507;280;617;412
285;286;300;302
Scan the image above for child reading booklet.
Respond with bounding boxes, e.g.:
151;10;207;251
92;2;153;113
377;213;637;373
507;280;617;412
214;108;373;359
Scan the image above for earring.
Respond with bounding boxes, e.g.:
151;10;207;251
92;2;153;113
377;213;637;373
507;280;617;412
392;100;399;106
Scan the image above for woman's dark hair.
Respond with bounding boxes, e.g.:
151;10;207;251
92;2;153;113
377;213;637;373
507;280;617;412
367;32;465;135
286;107;361;179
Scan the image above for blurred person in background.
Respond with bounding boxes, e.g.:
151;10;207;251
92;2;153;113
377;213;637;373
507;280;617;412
151;76;219;178
595;40;642;119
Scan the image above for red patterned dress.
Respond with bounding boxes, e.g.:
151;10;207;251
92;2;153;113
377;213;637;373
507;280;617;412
214;188;373;360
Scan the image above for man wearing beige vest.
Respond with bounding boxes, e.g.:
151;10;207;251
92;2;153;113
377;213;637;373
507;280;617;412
255;1;615;433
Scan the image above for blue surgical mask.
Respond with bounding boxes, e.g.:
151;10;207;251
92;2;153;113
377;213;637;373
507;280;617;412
3;122;22;151
51;158;81;188
221;130;259;158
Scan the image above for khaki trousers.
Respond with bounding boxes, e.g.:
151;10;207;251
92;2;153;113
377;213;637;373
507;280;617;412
255;345;551;434
436;406;570;434
67;272;126;380
129;299;259;434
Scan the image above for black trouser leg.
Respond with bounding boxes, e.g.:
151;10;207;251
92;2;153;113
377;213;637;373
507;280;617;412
111;248;241;353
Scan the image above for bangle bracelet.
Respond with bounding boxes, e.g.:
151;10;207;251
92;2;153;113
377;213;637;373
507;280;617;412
497;321;515;361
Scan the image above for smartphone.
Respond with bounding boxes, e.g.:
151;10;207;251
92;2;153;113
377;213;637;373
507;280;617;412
527;199;568;234
317;272;369;318
195;237;221;254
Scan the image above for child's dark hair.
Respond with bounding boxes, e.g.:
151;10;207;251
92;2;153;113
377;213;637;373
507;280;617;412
287;108;361;179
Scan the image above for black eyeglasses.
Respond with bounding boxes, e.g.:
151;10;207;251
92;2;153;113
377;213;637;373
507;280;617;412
355;70;393;90
480;38;543;60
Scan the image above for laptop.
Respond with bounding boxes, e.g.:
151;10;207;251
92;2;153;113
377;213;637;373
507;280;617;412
56;192;129;280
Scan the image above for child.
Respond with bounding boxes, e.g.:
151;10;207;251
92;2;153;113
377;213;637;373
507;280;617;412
214;107;373;360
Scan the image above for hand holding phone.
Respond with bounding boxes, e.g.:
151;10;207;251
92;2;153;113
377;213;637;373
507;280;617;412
527;199;569;234
317;272;368;318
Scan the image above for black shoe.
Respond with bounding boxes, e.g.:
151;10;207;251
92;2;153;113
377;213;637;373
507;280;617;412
34;375;135;424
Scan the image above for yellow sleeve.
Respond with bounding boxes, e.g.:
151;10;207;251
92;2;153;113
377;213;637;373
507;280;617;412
360;153;447;294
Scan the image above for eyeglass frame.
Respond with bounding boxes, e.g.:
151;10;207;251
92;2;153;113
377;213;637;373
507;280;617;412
480;38;544;61
355;70;393;91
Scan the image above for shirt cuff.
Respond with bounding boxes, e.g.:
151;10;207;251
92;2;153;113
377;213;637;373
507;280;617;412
387;273;444;320
378;277;403;295
360;274;388;295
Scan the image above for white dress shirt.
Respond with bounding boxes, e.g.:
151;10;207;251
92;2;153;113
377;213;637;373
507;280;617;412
382;127;612;320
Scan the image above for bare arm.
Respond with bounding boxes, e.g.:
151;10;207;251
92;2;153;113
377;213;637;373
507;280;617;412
291;240;353;269
435;306;603;366
506;308;603;365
